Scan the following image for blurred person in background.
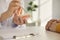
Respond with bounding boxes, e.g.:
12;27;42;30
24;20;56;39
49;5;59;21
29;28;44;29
0;0;30;28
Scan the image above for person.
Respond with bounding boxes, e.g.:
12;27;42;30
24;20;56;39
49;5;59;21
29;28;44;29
45;19;60;33
0;0;30;28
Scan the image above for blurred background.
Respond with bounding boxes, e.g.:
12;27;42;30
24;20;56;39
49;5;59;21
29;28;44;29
0;0;60;26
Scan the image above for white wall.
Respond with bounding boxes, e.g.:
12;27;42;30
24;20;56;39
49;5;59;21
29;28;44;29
40;0;52;24
52;0;60;19
0;0;11;14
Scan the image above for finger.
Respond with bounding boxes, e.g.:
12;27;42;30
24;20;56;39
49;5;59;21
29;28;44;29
19;17;24;24
17;7;22;15
56;20;60;23
45;21;51;30
13;16;20;25
50;19;57;22
18;7;22;14
45;20;54;30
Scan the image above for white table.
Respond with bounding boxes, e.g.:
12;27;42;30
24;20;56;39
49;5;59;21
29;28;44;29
0;26;60;40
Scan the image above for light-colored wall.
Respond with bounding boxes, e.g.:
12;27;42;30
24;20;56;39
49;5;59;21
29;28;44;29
52;0;60;19
40;0;52;23
0;0;11;14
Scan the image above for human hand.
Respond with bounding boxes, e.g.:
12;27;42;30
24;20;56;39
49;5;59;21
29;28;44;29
22;14;30;20
45;19;57;30
46;19;60;32
13;14;24;25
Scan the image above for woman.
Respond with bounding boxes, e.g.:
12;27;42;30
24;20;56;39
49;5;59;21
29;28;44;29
0;0;25;28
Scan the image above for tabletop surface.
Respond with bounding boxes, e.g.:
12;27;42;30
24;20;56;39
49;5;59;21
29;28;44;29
0;26;60;40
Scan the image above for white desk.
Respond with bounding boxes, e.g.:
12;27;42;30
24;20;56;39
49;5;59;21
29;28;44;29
0;26;60;40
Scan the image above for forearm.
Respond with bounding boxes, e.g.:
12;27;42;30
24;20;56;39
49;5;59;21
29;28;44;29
0;11;13;22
